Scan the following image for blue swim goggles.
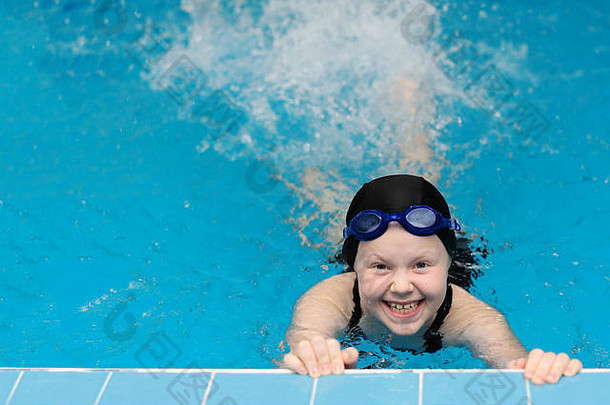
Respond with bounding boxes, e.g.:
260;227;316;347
343;205;461;241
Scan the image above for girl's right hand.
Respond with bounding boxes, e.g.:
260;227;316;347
282;337;359;377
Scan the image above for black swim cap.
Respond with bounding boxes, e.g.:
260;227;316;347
342;174;457;269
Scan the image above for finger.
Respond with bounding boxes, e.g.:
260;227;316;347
506;357;526;369
310;337;332;375
546;352;570;383
282;353;307;375
563;358;583;377
531;352;556;385
524;348;545;379
342;347;359;369
296;340;321;378
325;339;344;374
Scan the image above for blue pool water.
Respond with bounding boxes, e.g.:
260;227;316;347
0;0;608;371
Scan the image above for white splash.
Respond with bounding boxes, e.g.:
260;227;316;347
141;0;529;247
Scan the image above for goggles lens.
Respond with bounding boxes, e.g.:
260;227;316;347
353;212;382;233
405;207;437;228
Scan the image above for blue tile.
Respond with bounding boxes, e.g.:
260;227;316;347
8;370;109;405
208;373;313;405
530;372;610;405
314;372;418;405
99;371;210;405
423;371;528;405
2;368;608;405
0;371;22;404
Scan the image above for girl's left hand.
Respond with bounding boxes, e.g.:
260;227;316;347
507;348;583;385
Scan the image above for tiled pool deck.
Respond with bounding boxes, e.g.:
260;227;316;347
0;368;607;405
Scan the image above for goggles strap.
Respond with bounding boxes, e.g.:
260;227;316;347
449;218;461;231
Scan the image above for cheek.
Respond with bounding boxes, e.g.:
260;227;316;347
357;273;389;301
422;272;446;289
419;273;448;300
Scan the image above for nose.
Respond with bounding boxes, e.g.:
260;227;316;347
389;270;414;295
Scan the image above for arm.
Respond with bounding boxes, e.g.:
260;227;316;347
443;285;527;367
443;285;582;384
286;273;354;346
283;273;359;376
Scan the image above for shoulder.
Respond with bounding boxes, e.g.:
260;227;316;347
450;284;493;309
442;285;527;365
441;284;505;342
295;272;356;307
299;272;356;305
310;272;357;291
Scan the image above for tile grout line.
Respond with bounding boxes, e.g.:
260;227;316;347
525;377;532;405
201;372;216;405
308;377;318;405
5;371;23;405
1;367;608;373
93;371;113;405
418;370;424;405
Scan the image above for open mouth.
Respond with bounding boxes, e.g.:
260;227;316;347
383;299;423;317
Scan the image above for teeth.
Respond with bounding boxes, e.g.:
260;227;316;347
387;301;420;313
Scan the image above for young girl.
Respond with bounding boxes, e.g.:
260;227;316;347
282;174;582;385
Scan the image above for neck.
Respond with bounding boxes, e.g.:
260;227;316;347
359;309;434;351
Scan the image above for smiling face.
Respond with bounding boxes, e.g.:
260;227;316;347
353;222;451;337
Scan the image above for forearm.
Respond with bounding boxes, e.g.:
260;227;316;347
445;287;528;368
285;295;351;349
284;273;354;350
474;333;528;368
286;323;335;349
462;313;528;368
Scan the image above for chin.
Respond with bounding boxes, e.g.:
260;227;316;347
388;323;423;336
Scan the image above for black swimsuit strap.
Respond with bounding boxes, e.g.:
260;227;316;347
422;284;453;353
347;276;362;330
346;277;453;353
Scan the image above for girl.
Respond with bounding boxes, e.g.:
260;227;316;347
282;174;582;385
